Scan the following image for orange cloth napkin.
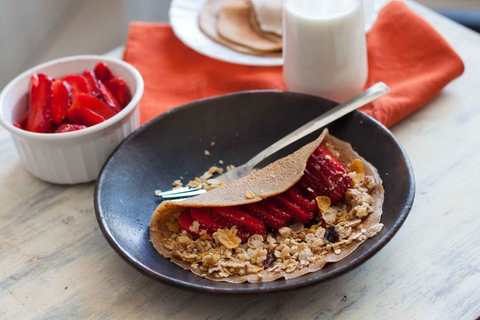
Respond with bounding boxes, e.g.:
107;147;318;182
124;1;464;127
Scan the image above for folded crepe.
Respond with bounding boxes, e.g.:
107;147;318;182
199;0;282;55
250;0;284;36
199;0;257;54
150;130;384;283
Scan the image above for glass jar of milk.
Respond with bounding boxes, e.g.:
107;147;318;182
283;0;368;102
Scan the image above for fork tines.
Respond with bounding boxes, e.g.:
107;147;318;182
155;186;206;200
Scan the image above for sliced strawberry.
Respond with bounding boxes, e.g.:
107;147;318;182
298;180;317;200
62;75;90;95
83;70;120;112
303;168;337;199
69;93;116;120
13;113;27;129
105;78;131;109
190;208;224;233
69;107;104;126
67;96;106;127
178;210;194;233
313;146;345;167
94;62;114;82
174;144;353;238
285;187;318;212
262;201;293;222
82;70;101;96
299;172;324;196
51;80;71;125
211;207;266;235
13;121;23;129
25;74;52;133
302;145;352;203
247;203;287;230
55;124;87;133
274;195;313;223
98;81;121;112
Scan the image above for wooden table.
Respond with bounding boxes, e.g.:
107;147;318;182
1;2;479;319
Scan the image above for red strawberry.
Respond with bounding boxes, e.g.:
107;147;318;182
299;171;324;196
83;70;120;111
13;121;23;129
51;80;71;125
190;208;224;233
13;113;27;129
247;203;287;230
302;145;352;203
67;95;106;126
274;195;313;223
69;93;116;120
62;75;90;95
68;106;104;126
262;201;293;222
82;70;100;96
98;82;120;111
211;207;266;235
312;146;349;175
55;124;87;133
105;78;131;109
178;210;194;233
285;187;317;212
25;74;53;133
94;62;114;82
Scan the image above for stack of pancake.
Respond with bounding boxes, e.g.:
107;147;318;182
199;0;284;56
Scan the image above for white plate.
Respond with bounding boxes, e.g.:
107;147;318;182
169;0;388;66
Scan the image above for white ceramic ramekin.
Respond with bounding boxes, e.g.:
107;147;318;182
0;55;144;184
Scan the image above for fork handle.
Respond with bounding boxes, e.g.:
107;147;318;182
244;82;390;169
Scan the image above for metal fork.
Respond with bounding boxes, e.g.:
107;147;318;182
156;82;390;200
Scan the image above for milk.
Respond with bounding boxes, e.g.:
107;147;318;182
283;0;368;102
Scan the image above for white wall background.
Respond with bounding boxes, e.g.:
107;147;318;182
0;0;171;88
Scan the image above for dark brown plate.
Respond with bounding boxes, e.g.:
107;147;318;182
95;91;415;294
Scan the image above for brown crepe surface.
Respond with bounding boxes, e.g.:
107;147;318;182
150;130;384;282
199;0;256;54
217;0;282;52
199;0;282;56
